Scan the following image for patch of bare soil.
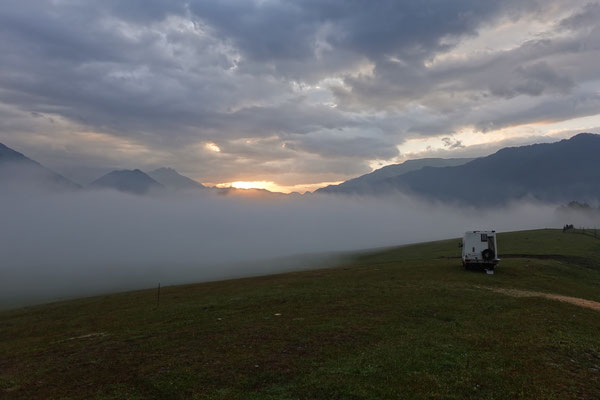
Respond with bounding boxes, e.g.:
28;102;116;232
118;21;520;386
480;287;600;312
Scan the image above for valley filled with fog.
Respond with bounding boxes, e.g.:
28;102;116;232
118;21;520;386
2;189;594;308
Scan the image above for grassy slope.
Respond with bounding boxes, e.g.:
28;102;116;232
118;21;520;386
1;229;599;399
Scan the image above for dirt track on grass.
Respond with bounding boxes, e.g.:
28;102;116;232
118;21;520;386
480;286;600;312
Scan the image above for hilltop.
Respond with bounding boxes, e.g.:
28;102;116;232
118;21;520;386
1;229;599;399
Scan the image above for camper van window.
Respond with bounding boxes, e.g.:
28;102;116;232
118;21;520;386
481;234;488;242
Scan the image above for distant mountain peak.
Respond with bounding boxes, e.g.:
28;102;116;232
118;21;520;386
91;169;164;195
565;132;598;142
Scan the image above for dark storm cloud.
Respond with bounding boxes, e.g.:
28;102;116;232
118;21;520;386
0;0;598;185
337;22;586;110
487;61;575;98
190;0;539;65
205;101;358;137
560;2;600;30
474;91;600;132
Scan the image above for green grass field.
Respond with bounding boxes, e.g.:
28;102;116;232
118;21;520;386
1;229;600;399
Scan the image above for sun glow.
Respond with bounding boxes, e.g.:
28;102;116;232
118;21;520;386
231;181;272;190
204;142;221;152
216;181;276;191
212;180;344;194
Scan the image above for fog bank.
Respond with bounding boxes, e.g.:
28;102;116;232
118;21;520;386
0;190;581;308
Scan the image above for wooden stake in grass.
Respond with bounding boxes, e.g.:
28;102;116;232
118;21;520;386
157;283;161;308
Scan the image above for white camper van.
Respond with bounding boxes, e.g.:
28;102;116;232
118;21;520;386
462;231;499;272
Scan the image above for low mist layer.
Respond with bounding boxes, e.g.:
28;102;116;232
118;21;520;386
1;190;590;308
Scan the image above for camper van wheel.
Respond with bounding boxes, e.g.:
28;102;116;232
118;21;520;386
482;249;495;261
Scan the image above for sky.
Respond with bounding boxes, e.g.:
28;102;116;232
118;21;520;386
1;0;600;192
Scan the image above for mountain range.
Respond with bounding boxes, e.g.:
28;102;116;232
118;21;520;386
319;133;600;205
2;133;599;204
0;144;276;196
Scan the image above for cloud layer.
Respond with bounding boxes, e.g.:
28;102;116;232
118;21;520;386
0;1;599;188
1;189;580;308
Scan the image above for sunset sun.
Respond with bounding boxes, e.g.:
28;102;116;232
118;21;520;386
230;181;273;190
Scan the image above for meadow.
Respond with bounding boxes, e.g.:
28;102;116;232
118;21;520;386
1;229;599;399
